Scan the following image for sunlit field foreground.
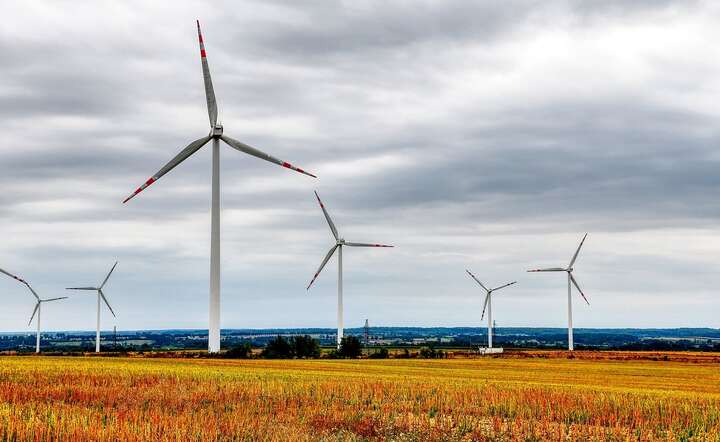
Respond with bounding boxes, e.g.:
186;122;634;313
1;356;719;441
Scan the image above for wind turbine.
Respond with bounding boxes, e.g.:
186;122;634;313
66;262;118;353
307;191;393;349
527;234;590;351
1;267;67;353
27;291;67;354
465;270;516;348
122;21;316;353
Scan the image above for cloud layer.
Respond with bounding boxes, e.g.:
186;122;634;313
0;0;718;332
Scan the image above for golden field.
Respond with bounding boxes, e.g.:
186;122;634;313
0;354;719;441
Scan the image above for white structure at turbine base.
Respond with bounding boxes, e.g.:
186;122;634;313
66;262;119;353
528;234;591;351
307;191;393;349
465;270;516;349
122;21;316;353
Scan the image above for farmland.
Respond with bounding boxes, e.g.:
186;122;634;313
0;355;719;441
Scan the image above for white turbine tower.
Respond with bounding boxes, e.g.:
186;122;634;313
66;262;118;353
0;267;66;353
307;191;393;349
528;234;590;351
465;270;516;348
122;21;315;353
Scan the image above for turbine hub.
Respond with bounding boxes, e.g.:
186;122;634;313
211;124;223;137
337;239;345;245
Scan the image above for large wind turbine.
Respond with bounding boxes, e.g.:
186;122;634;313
66;262;118;353
122;21;315;353
307;191;393;349
1;267;67;353
528;234;590;351
465;270;516;348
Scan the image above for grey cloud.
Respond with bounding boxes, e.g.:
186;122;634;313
0;0;718;331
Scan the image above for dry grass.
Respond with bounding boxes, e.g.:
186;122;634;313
0;355;718;441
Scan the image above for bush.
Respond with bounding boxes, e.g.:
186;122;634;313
368;347;389;359
338;336;363;358
224;342;252;359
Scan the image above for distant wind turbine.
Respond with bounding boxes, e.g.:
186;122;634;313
27;291;67;354
122;21;316;353
66;262;118;353
1;267;67;353
528;234;590;351
465;270;516;348
307;191;393;349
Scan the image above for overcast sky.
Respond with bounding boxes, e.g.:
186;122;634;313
1;1;718;333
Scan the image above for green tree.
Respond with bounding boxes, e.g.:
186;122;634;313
419;346;436;359
291;335;320;358
338;336;363;358
419;346;445;359
368;347;389;359
261;336;293;359
225;342;252;359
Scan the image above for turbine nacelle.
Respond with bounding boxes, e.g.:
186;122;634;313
121;22;316;205
307;191;393;290
66;261;118;318
465;269;517;324
527;234;590;306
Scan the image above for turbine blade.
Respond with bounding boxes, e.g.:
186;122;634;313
23;282;40;300
307;245;338;290
99;290;116;318
65;287;98;291
196;20;217;127
527;267;566;272
569;233;588;268
492;281;517;292
28;302;39;326
123;135;212;203
42;297;68;302
0;267;26;284
100;262;118;289
569;273;590;305
314;191;339;240
221;135;317;178
0;267;37;299
480;293;490;320
344;242;393;248
465;269;489;292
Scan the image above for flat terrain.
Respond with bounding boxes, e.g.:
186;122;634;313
1;355;719;441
